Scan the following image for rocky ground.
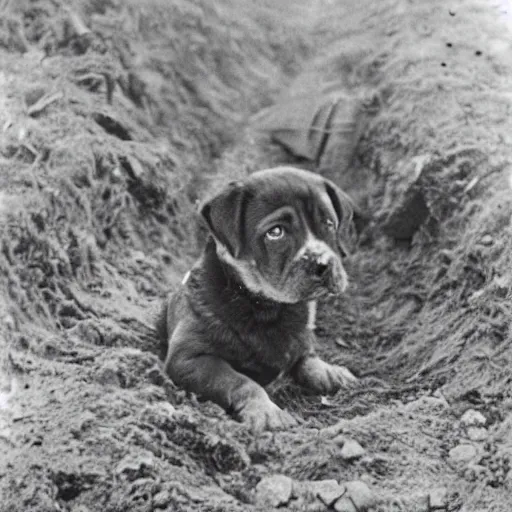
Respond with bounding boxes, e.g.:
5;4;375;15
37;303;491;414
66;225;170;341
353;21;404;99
1;0;512;511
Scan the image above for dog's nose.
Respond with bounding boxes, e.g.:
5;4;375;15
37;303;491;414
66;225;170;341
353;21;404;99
314;260;330;278
302;253;332;278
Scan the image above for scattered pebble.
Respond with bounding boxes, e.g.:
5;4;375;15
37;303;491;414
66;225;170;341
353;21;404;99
333;434;347;445
335;337;350;348
467;427;488;442
429;487;448;509
449;444;477;464
340;439;366;461
95;364;121;387
156;402;176;416
112;167;123;181
132;250;146;263
255;474;293;507
311;479;346;506
479;234;493;246
321;396;336;408
3;314;15;330
460;409;486;427
343;480;377;510
334;496;357;512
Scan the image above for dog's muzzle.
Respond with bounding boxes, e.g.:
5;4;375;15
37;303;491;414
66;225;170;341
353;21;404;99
301;252;333;279
292;235;347;297
299;250;346;293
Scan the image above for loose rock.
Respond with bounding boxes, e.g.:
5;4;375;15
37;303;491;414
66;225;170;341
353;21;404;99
467;427;488;442
429;487;448;509
255;474;293;507
132;250;146;263
334;496;357;512
340;439;366;461
310;479;346;506
449;444;477;464
460;409;486;427
480;234;493;246
344;480;377;510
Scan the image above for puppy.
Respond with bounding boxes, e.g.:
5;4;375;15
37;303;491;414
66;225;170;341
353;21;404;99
158;166;358;431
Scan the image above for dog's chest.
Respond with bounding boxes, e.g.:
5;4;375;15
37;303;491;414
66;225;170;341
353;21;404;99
185;259;314;385
215;303;312;385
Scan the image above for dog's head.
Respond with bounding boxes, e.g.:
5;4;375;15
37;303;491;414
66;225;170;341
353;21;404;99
200;166;359;304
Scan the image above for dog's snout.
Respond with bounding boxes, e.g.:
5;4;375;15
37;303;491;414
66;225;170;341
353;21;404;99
302;252;332;278
314;260;330;278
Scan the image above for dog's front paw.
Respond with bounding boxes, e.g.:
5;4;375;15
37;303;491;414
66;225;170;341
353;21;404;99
327;363;358;388
238;396;298;432
293;356;357;394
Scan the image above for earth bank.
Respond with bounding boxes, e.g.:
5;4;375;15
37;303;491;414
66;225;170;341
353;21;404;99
1;0;512;511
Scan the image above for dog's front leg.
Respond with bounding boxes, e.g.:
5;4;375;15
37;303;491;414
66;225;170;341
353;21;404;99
291;353;357;394
164;323;297;431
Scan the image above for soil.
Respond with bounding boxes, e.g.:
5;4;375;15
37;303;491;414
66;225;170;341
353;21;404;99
1;0;512;511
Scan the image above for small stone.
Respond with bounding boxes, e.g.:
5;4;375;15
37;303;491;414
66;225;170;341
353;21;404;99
153;490;171;508
335;337;350;348
334;496;357;512
449;444;477;464
3;314;15;330
340;439;366;461
480;234;493;246
95;365;121;387
321;396;336;407
256;475;293;507
156;402;176;416
344;480;377;510
112;167;122;181
132;250;146;263
310;479;346;506
467;427;488;442
333;434;348;446
429;487;448;509
460;409;486;427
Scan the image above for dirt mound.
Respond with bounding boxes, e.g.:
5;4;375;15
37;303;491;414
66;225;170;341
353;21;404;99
1;0;512;511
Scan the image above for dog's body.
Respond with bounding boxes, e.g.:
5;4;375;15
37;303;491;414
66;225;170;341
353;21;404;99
159;167;358;430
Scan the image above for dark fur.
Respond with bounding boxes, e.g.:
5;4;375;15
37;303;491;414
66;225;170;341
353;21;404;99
159;167;358;431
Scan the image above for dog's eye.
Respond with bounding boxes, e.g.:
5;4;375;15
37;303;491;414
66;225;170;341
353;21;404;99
265;225;285;240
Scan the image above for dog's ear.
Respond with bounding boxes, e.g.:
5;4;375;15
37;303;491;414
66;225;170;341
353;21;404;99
323;180;368;254
200;182;248;258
